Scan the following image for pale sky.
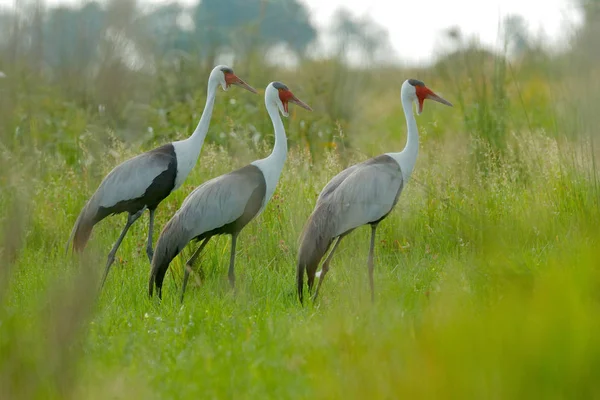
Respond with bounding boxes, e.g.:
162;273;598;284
0;0;582;64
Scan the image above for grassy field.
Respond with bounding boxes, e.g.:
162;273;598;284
2;44;600;398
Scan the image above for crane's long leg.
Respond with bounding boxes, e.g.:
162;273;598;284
228;233;238;290
146;208;156;263
101;208;145;288
312;236;343;302
368;223;379;303
181;237;212;303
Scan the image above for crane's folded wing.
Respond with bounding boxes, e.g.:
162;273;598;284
316;163;359;205
176;167;265;238
318;155;404;237
94;149;175;209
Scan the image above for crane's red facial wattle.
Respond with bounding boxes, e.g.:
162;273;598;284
415;85;433;114
278;89;313;113
278;89;294;113
224;72;258;93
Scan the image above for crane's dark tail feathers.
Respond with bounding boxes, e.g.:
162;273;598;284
65;205;95;255
149;218;184;299
296;203;336;304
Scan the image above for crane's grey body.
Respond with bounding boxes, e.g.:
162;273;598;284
316;155;403;232
149;164;267;299
67;143;178;285
162;164;265;247
297;154;404;303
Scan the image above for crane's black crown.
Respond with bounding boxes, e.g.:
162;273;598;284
408;79;425;87
220;66;234;74
272;81;289;91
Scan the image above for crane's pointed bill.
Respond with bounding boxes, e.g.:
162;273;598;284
226;73;258;93
232;78;258;93
426;92;453;107
417;86;453;114
289;96;313;111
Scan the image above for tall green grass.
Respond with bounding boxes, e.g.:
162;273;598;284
2;124;600;398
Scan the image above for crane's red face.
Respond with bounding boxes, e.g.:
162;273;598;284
224;71;257;93
278;88;312;114
411;80;453;114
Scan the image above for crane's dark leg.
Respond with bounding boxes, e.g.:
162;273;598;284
228;233;238;290
313;236;343;302
181;237;212;303
101;209;144;288
146;208;156;263
368;223;379;303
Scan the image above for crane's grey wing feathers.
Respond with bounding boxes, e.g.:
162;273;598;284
316;164;360;204
174;165;265;242
318;155;404;237
91;151;173;209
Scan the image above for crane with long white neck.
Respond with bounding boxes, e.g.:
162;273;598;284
149;81;312;301
66;65;256;288
296;78;452;303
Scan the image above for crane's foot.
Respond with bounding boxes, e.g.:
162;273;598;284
312;290;320;303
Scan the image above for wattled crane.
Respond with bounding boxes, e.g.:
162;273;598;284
297;78;452;303
149;81;312;301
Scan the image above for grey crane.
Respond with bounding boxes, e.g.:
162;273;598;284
66;65;256;287
148;81;312;301
296;78;452;303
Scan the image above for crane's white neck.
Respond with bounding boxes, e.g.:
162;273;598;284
188;82;218;147
386;93;419;182
264;101;287;166
251;100;287;212
171;80;218;189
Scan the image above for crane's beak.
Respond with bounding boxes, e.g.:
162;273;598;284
289;95;313;111
427;92;453;107
417;87;453;114
228;74;258;93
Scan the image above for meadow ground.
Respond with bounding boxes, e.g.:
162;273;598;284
2;117;600;398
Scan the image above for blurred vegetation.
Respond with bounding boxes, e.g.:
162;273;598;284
1;0;600;399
